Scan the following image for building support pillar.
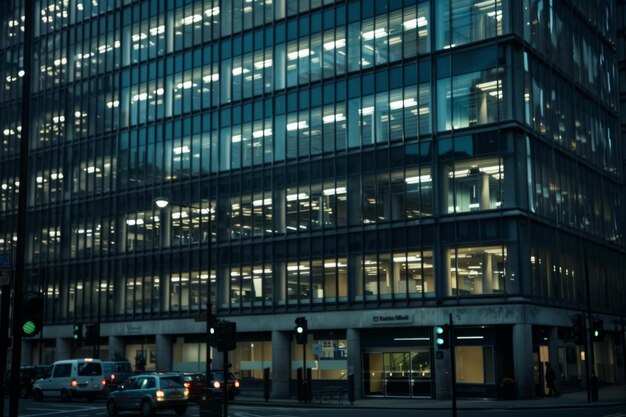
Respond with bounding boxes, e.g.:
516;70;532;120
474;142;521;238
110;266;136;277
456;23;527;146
513;323;535;399
155;334;173;372
55;337;72;361
271;330;290;398
108;335;126;361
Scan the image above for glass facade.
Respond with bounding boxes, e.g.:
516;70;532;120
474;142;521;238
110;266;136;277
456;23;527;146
1;0;626;398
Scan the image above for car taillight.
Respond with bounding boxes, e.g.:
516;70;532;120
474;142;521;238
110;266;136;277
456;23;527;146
102;378;106;385
234;380;240;388
184;388;189;398
71;379;78;387
184;382;190;388
110;374;116;381
156;390;165;400
213;381;221;389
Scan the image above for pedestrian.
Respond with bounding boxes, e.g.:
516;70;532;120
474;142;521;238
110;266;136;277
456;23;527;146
545;362;560;397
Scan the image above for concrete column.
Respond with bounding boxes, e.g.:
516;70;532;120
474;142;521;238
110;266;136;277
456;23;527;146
108;335;126;361
480;172;490;208
55;338;72;361
155;334;173;372
271;330;290;398
513;323;535;399
548;326;560;390
346;328;362;399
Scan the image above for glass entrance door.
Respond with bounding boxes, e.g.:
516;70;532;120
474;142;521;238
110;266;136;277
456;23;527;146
363;349;432;398
385;352;411;396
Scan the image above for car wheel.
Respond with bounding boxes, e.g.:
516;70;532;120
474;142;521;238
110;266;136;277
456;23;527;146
33;389;43;402
106;399;119;416
141;399;154;417
174;405;188;416
60;389;72;402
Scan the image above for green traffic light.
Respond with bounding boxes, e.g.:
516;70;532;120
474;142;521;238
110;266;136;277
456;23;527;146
22;321;37;335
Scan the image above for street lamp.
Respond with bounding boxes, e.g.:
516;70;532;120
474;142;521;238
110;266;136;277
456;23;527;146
152;196;213;375
153;196;170;209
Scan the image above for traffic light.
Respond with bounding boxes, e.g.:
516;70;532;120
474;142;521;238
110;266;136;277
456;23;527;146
295;317;308;344
592;319;605;341
208;319;237;352
570;314;584;345
20;292;44;337
217;321;237;352
72;323;83;346
85;323;100;345
434;325;450;349
208;315;218;347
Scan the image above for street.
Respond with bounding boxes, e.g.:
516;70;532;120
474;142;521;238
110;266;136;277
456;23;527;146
3;398;626;417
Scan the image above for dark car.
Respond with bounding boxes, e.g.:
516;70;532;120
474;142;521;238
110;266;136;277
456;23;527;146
182;373;206;403
106;373;188;416
3;365;50;398
101;361;133;392
204;371;240;400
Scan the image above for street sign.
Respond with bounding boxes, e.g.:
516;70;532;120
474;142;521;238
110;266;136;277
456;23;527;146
0;252;10;269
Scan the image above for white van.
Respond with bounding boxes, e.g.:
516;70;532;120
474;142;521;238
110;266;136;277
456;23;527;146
33;358;106;402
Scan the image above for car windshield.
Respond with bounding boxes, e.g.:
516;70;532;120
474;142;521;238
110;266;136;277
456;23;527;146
77;362;102;376
159;376;184;388
115;363;132;373
104;362;132;373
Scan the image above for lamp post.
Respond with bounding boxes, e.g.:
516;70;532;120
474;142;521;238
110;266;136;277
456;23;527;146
152;197;213;374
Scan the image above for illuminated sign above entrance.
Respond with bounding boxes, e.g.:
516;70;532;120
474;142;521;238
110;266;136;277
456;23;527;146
369;313;414;326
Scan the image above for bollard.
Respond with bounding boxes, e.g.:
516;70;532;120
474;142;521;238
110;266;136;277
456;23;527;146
263;367;271;402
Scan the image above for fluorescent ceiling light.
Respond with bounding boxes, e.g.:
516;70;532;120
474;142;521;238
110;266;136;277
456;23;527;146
403;17;428;30
181;15;202;25
405;175;431;184
287;48;312;60
203;73;220;83
323;39;346;50
254;59;273;69
362;28;388;40
173;146;190;154
286;121;308;131
322;113;346;124
390;98;417;110
252;128;272;138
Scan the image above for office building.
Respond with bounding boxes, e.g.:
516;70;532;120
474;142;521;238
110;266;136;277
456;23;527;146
1;0;625;399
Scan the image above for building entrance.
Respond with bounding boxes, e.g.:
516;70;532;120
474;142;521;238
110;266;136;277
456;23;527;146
363;350;432;398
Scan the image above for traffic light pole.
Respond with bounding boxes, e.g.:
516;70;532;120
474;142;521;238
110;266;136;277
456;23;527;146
449;313;457;417
223;350;228;417
0;284;10;414
302;342;307;403
10;0;34;414
583;245;595;403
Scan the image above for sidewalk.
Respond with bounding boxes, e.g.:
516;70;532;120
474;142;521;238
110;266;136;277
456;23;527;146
234;385;626;410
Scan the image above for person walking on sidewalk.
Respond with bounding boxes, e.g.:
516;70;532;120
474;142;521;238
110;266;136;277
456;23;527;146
545;362;560;397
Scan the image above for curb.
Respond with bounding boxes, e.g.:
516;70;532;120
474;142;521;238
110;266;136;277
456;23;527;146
231;398;626;411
